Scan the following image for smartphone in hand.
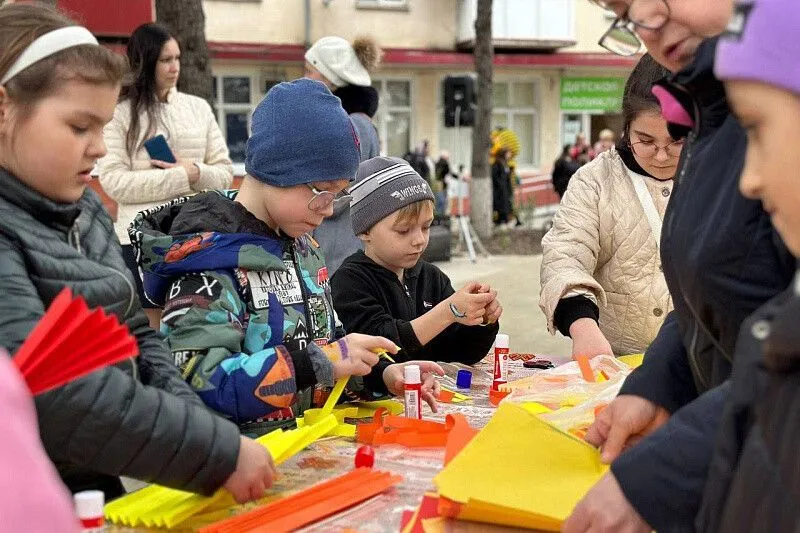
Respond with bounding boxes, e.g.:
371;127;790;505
143;134;176;164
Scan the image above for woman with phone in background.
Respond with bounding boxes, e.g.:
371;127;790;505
98;23;233;328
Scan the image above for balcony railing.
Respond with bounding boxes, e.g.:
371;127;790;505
456;0;576;50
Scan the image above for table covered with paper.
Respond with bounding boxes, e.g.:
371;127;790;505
108;352;643;532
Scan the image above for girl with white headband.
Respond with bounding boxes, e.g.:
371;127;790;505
0;3;274;504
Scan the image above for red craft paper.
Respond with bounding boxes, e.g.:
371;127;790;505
400;509;415;530
13;288;139;395
403;492;441;533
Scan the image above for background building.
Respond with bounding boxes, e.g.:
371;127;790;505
54;0;638;208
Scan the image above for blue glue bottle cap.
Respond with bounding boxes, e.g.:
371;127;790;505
456;369;473;389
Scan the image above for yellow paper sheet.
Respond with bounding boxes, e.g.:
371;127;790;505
618;353;644;368
434;402;607;531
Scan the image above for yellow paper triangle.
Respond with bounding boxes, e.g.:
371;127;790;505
434;402;607;531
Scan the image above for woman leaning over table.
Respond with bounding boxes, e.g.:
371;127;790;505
540;54;681;359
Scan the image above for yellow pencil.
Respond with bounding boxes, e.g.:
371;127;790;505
372;348;397;363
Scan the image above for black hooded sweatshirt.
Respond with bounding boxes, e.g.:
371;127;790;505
331;251;498;365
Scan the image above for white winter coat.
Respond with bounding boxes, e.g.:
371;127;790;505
98;88;233;244
539;149;673;355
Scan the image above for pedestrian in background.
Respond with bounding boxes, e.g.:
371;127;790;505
304;34;383;275
98;22;233;328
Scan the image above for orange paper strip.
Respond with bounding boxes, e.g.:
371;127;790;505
574;354;595;383
444;414;479;465
200;468;401;533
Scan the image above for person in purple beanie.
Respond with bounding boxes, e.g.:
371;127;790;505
694;1;800;531
564;0;796;531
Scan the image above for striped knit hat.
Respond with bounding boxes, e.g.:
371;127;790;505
349;156;435;235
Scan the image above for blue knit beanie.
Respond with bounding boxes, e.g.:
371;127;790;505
245;78;360;187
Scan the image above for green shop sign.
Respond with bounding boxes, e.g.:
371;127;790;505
560;77;625;113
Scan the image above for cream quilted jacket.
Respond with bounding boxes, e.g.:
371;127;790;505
539;149;673;355
98;89;233;244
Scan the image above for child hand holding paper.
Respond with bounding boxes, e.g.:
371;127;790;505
223;436;278;504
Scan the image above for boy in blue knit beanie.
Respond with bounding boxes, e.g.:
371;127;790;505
131;79;443;431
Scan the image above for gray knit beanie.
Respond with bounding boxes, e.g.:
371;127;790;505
349;156;435;235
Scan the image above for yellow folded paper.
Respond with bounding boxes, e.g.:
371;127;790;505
434;402;607;531
521;401;552;415
104;416;337;528
296;398;404;438
105;377;351;529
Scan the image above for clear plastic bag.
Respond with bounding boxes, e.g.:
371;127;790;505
501;355;632;437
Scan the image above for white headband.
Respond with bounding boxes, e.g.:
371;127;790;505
1;26;98;85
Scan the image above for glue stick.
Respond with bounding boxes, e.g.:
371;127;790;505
492;333;509;390
403;364;422;419
74;490;105;531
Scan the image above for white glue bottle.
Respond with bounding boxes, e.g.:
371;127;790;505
493;333;509;390
403;364;422;419
74;490;105;532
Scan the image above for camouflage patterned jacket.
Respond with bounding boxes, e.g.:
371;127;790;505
129;191;381;427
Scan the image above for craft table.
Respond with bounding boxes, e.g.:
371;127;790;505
111;353;570;533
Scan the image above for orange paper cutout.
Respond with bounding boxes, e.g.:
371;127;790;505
488;388;510;406
438;389;455;403
444;415;478;465
357;410;476;450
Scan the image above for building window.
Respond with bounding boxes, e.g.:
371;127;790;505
437;79;540;170
212;75;253;164
491;80;539;167
371;79;412;157
356;0;409;10
211;71;287;168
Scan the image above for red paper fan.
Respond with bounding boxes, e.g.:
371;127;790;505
13;288;139;395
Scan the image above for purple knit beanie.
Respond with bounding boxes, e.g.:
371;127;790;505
715;0;800;95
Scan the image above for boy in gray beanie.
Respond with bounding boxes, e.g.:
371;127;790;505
331;156;504;367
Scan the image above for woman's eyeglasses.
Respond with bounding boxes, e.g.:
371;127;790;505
630;138;684;159
591;0;671;56
307;184;351;212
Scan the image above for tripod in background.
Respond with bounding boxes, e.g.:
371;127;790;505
449;104;488;263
